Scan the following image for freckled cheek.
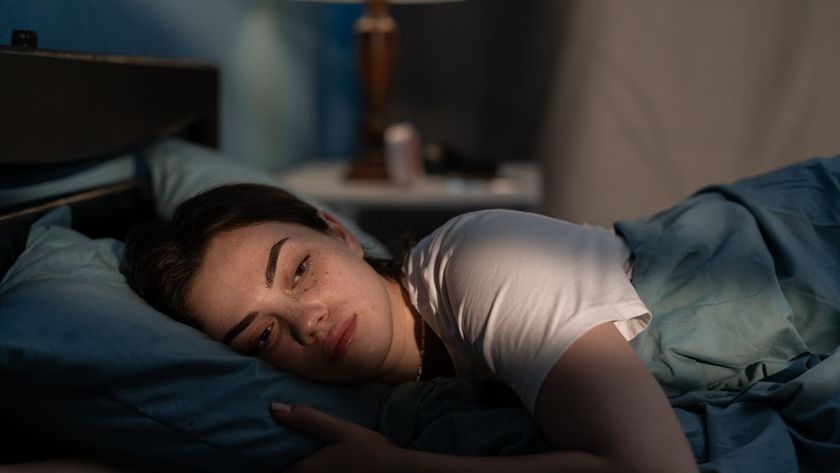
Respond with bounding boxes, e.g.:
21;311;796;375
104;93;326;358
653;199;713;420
316;251;384;313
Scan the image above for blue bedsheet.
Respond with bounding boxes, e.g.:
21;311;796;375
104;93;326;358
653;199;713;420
380;157;840;472
617;157;840;397
670;350;840;472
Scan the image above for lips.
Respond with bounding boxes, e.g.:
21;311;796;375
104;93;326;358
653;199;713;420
324;315;356;364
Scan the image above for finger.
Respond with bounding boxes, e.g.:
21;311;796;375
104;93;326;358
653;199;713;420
270;403;361;443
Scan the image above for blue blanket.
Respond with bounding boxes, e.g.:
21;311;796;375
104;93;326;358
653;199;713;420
380;157;840;472
617;157;840;396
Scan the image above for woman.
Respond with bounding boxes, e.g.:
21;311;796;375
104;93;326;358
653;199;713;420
121;183;698;472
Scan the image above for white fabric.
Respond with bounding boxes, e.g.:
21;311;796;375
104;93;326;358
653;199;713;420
403;209;650;413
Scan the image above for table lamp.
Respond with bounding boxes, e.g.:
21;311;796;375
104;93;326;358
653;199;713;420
295;0;465;180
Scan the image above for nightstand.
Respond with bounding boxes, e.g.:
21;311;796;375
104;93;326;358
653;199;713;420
281;161;543;250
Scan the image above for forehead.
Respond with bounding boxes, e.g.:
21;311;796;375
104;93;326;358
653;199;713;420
204;221;324;257
198;220;332;283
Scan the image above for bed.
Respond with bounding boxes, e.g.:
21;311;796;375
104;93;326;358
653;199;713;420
0;46;544;471
2;45;840;472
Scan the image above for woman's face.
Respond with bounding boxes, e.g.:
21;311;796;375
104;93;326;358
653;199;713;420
186;213;402;384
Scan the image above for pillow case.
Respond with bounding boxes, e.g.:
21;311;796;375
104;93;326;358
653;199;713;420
144;139;389;259
0;206;387;471
0;153;136;209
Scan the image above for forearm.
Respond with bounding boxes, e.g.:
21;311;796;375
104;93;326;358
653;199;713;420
0;456;142;473
398;448;618;473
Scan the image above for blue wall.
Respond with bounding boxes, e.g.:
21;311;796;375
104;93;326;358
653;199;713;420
1;0;362;169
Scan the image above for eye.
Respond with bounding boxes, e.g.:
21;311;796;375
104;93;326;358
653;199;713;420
253;324;273;355
293;256;309;285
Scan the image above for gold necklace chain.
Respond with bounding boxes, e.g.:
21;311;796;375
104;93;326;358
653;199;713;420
415;318;426;381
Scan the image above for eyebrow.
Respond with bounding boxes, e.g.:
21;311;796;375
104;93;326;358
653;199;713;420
265;238;289;288
222;238;288;346
223;311;258;345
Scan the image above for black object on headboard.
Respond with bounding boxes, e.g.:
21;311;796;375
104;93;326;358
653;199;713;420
0;44;219;279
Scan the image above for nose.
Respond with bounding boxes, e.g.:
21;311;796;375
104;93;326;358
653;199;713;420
286;301;328;346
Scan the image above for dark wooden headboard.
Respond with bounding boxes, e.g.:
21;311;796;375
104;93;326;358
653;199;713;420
0;45;219;277
0;46;217;165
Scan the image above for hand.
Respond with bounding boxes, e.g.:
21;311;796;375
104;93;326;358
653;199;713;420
271;403;406;473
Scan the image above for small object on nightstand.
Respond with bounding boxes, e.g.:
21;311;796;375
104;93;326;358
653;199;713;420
384;122;424;187
423;142;498;178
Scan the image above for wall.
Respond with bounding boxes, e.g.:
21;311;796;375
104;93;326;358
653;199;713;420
538;0;840;226
390;0;562;169
0;0;361;170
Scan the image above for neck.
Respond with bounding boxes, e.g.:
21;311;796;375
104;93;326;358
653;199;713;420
376;277;423;384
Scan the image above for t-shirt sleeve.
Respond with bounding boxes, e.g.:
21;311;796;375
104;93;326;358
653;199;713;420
406;210;650;413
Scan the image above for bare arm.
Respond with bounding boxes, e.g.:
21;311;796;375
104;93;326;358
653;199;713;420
274;405;614;473
0;456;142;473
533;322;698;472
273;323;698;473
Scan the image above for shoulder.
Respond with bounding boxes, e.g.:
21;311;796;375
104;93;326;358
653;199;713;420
411;209;625;277
403;209;630;317
406;210;552;287
415;209;608;259
427;208;581;241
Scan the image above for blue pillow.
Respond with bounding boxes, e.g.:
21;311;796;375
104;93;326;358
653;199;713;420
145;139;390;259
0;207;387;471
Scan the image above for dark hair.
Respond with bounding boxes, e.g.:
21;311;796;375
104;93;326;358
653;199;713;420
122;183;404;329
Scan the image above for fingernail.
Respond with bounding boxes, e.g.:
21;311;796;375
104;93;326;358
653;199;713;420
270;402;292;415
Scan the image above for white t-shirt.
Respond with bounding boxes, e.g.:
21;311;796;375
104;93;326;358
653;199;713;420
402;210;651;413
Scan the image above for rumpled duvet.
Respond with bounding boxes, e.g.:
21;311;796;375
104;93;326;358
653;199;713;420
380;157;840;472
